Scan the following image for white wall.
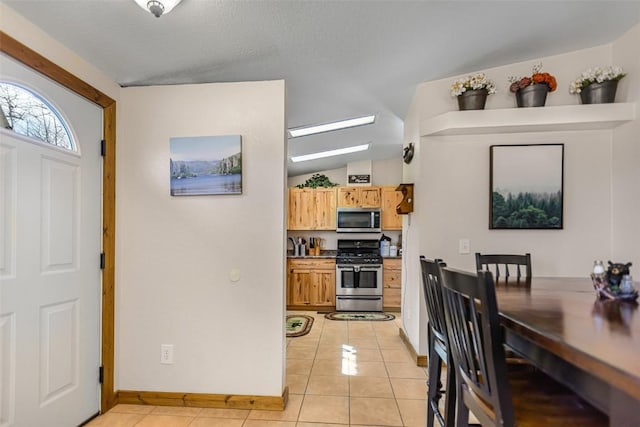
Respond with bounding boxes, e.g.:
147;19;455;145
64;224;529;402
372;158;404;186
287;157;403;188
402;38;639;354
117;81;287;396
287;166;347;188
419;131;612;275
612;24;640;267
398;98;425;348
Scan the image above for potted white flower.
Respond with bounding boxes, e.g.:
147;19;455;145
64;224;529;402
450;72;496;110
569;66;626;104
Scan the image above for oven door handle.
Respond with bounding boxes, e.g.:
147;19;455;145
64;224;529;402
358;266;381;270
336;265;381;270
336;296;382;301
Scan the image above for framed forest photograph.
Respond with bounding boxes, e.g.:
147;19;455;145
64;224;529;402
490;144;564;229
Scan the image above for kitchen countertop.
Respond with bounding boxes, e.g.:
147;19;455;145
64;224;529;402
287;250;337;259
286;250;402;260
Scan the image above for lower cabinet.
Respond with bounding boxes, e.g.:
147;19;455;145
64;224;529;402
287;259;336;309
383;258;402;311
287;258;401;311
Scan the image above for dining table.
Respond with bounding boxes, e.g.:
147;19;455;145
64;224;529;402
495;277;640;427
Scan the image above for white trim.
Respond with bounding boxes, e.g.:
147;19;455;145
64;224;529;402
0;128;81;158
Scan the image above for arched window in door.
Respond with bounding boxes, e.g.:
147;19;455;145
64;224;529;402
0;81;75;151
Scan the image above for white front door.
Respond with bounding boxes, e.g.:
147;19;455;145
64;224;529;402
0;54;102;426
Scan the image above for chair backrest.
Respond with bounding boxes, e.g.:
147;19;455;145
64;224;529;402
439;266;514;427
419;256;447;346
475;253;532;283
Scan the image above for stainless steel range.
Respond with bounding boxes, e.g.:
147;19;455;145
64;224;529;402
335;239;383;312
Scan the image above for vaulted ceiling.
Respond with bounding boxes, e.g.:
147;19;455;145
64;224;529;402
4;0;639;175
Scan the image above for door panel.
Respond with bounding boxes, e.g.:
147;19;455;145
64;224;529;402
314;188;337;230
0;312;16;426
0;144;16;279
41;158;79;272
310;271;336;306
0;53;102;426
289;270;311;305
40;299;78;405
359;187;381;208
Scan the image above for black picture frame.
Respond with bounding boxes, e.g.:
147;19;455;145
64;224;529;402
490;143;564;229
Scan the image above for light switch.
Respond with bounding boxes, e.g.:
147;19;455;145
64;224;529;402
459;239;470;254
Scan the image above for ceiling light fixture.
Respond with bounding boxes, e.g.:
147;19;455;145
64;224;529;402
288;115;376;138
134;0;183;18
290;143;370;163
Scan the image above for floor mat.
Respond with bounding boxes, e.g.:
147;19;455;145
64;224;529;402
324;312;396;321
286;314;314;337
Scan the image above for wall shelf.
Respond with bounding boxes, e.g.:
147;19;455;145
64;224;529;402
420;102;636;137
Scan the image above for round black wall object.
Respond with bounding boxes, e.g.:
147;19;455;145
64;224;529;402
403;143;414;164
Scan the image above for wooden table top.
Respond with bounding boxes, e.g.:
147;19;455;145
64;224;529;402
494;277;640;402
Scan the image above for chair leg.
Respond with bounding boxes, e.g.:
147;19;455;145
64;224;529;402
427;342;443;427
442;356;456;427
454;374;469;427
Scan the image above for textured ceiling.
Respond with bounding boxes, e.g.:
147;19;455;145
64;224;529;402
4;0;640;176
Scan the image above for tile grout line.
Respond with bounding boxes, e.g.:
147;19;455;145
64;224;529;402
378;325;407;427
347;319;351;426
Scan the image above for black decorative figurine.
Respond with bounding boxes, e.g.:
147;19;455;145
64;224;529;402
607;261;632;288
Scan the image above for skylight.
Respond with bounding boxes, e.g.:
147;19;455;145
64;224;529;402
288;115;375;138
290;143;370;163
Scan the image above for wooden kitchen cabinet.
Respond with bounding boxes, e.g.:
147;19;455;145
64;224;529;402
383;258;402;311
337;186;381;208
288;187;337;230
381;186;403;230
314;188;337;229
288;188;314;230
288;268;311;306
287;259;336;309
309;269;336;306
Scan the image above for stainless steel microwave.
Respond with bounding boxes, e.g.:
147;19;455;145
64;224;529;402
336;207;381;233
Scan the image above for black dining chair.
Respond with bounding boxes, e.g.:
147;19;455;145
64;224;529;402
420;256;455;427
438;266;608;427
475;253;531;283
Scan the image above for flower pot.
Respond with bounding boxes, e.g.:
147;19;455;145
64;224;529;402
580;80;618;104
516;84;548;107
457;89;488;111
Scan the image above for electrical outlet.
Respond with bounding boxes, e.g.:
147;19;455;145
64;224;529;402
459;238;470;254
160;344;174;364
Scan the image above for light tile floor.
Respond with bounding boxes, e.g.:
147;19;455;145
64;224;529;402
87;311;427;427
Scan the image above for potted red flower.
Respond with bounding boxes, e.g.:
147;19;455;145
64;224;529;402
509;63;557;107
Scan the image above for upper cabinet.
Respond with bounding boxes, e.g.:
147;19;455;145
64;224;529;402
288;185;403;230
288;187;337;230
314;188;337;229
337;186;381;208
381;186;403;230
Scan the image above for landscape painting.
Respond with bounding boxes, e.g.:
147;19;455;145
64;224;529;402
490;144;563;229
170;135;242;196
